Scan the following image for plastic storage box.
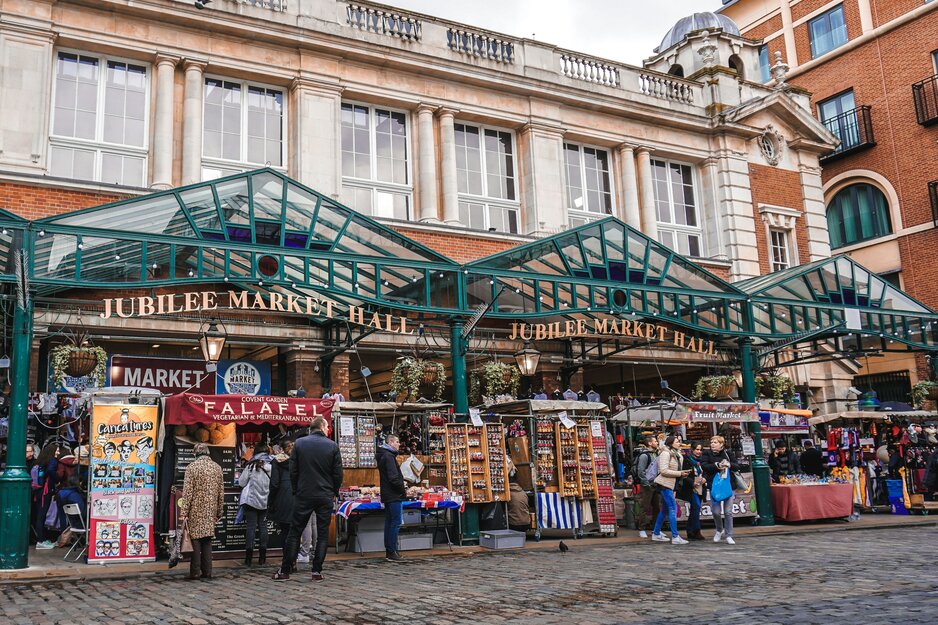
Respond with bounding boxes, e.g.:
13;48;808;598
398;533;433;551
402;509;422;525
479;529;526;550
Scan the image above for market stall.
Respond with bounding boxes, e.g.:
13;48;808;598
483;400;615;539
770;481;854;522
159;393;334;558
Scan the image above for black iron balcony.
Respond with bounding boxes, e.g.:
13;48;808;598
913;74;938;126
930;180;938;228
820;105;875;163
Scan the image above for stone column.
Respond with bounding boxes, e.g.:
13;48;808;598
438;108;460;224
151;55;178;189
518;122;566;234
635;147;658;241
416;104;440;221
797;153;832;261
616;143;641;229
712;139;761;280
291;76;343;198
779;0;798;68
181;59;207;186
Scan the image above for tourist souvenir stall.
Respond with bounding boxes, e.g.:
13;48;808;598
482;400;615;540
158;393;335;558
330;402;465;552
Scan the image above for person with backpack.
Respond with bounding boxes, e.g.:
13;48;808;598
700;435;741;545
633;434;660;539
651;435;692;545
238;442;273;566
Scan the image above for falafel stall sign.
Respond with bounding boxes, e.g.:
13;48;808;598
164;393;334;426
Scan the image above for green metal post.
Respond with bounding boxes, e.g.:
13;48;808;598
0;293;34;568
739;337;774;526
450;320;468;416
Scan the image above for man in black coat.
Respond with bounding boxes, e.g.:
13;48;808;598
376;434;407;562
799;440;825;477
273;417;343;581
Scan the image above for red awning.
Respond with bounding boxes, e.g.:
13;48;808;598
164;393;334;426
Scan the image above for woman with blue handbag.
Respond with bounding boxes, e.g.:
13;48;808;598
700;435;741;545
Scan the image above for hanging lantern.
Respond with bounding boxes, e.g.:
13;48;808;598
198;321;227;364
513;342;541;377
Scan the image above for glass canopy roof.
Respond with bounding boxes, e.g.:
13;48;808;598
6;169;937;348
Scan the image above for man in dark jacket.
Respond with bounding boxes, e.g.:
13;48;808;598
376;434;407;562
798;440;825;477
768;442;797;482
273;417;343;581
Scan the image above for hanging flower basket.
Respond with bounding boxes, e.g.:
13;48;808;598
692;375;737;400
470;361;521;404
911;381;938;408
757;374;795;402
390;357;445;403
51;344;108;388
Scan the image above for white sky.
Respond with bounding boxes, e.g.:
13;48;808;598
377;0;724;66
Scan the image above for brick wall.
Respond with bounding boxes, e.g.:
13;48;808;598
0;181;126;220
791;0;843;23
392;226;517;263
793;0;864;65
748;164;807;274
871;0;923;27
745;13;783;41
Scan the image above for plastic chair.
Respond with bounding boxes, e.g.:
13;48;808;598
61;503;88;562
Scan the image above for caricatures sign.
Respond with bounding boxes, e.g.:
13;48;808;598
87;403;159;563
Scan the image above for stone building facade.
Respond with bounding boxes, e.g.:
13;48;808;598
0;0;851;403
721;0;938;400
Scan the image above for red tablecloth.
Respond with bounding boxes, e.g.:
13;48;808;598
770;483;853;522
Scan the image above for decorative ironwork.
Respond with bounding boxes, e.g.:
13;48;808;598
820;105;875;163
912;73;938;126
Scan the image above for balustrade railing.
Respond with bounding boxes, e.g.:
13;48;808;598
346;3;421;41
559;53;619;87
912;74;938;126
447;29;514;63
237;0;286;10
637;72;695;104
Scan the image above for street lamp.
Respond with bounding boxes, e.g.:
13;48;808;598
513;342;541;377
198;321;226;367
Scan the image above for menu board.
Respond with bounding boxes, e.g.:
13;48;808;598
88;403;159;563
211;492;284;552
175;440;237;487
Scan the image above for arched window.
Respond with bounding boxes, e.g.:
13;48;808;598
826;183;892;248
728;54;744;80
668;64;684;78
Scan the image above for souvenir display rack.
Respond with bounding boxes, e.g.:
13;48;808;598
426;411;448;486
485;423;509;502
445;424;471;500
575;422;598;499
337;414;377;468
466;425;489;503
556;422;580;497
535;416;557;490
443;423;509;504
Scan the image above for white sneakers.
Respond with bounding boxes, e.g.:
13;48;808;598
725;536;736;545
651;533;670;542
671;536;689;545
639;530;648;538
712;531;722;543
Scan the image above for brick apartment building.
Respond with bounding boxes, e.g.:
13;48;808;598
0;0;899;409
720;0;938;403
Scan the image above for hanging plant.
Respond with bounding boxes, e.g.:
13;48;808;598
390;357;445;402
469;361;521;403
757;374;795;402
51;343;107;388
692;375;737;400
911;381;938;408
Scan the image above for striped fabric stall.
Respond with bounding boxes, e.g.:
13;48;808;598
536;493;582;529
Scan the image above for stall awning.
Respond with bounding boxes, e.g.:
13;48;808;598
809;410;937;426
165;393;334;425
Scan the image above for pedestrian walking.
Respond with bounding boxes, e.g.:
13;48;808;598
700;435;740;545
633;434;660;538
180;443;225;580
651;435;691;545
272;417;343;582
269;440;314;566
238;442;272;566
678;441;706;540
376;434;406;562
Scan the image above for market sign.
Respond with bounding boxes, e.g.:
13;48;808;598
508;319;717;355
216;359;271;395
108;355;214;394
759;408;810;433
676;402;759;423
164;393;334;426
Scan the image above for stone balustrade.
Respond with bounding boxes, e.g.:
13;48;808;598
447;28;515;63
241;0;286;10
346;3;422;41
637;72;696;104
558;53;620;87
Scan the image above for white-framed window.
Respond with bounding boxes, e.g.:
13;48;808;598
808;4;848;59
49;50;149;187
564;142;613;225
340;102;412;221
455;122;519;233
769;229;791;272
201;77;284;181
651;158;701;257
758;45;771;83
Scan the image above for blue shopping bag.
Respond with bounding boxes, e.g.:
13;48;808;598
711;469;733;502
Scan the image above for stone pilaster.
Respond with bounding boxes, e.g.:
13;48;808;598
181;59;207;185
151;54;178;189
437;108;459;224
416;103;440;221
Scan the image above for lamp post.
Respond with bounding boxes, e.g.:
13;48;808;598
513;342;541;377
199;320;226;370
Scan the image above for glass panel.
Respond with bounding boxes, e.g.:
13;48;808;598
251;171;283;221
179;186;221;232
283;183;318;232
78;237;143;282
215;176;251;225
49;194;194;238
309;201;346;250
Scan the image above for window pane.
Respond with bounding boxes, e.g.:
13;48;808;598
54;52;99;139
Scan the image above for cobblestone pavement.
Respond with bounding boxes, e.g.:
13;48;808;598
3;526;936;625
